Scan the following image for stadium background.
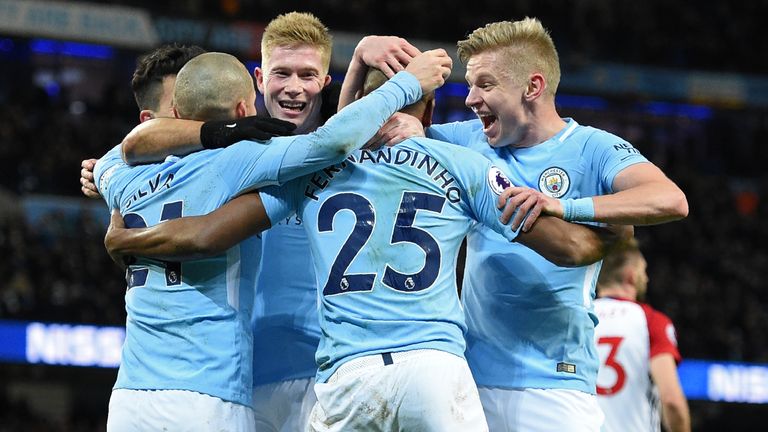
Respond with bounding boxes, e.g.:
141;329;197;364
1;0;766;430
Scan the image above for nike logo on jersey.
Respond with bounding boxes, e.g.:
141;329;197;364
226;123;237;128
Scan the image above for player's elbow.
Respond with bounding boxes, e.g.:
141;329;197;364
656;186;688;222
120;133;141;164
668;189;689;220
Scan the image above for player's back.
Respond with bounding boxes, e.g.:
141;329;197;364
262;137;519;383
95;145;261;407
594;297;660;432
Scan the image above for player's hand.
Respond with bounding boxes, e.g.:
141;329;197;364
200;116;297;149
363;113;425;150
405;49;452;94
80;158;101;199
356;36;421;78
104;209;134;270
498;187;560;232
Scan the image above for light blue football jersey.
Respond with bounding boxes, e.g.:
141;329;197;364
260;138;522;383
251;221;320;385
92;71;424;405
428;118;648;394
250;71;423;387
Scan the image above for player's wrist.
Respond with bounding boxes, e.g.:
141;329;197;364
560;197;595;222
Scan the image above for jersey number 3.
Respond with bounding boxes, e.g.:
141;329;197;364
318;192;445;296
597;336;627;395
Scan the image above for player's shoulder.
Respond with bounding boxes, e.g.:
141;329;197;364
404;136;488;164
428;119;484;141
565;119;629;148
571;121;628;146
639;302;674;324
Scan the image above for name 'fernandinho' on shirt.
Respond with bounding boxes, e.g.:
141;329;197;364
303;147;463;204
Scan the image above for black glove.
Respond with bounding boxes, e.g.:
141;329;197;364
200;115;296;149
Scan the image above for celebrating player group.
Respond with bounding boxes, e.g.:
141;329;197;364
79;11;690;432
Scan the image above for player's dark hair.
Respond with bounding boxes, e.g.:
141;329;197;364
131;44;206;111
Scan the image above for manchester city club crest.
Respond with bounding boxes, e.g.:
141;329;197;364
538;167;570;198
487;166;513;195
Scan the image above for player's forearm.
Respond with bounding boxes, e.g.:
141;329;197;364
338;51;367;110
516;216;611;267
110;193;271;261
106;218;214;261
591;182;688;225
662;401;691;432
280;72;421;182
121;118;204;165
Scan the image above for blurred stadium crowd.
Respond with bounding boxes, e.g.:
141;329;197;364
110;0;766;74
1;0;767;430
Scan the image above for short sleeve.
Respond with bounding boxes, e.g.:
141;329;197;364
464;163;522;242
587;132;649;192
431;143;521;241
642;304;682;364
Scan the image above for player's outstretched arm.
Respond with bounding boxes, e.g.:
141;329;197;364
650;354;691;432
121;116;296;165
104;193;270;263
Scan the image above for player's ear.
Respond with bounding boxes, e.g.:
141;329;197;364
235;100;248;118
254;67;265;95
623;265;637;287
525;73;546;101
323;74;332;89
139;109;154;123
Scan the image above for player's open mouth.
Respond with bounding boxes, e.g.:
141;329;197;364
479;114;497;130
279;101;306;112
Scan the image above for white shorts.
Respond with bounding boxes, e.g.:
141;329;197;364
478;386;604;432
252;377;317;432
107;388;255;432
309;349;488;432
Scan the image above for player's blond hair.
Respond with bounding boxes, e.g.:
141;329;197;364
261;12;332;73
457;17;561;98
173;52;254;121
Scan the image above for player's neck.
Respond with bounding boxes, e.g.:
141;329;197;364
599;285;635;301
515;105;566;148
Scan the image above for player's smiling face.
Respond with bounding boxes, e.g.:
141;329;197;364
464;50;529;148
255;44;331;135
